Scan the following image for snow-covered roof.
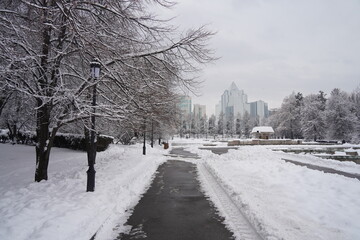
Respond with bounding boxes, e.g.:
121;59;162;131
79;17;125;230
251;126;274;133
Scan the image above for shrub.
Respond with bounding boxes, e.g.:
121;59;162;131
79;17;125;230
0;129;9;143
96;135;114;151
3;130;113;152
53;133;113;152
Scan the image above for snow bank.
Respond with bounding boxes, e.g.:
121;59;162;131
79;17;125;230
271;145;360;175
0;143;166;240
188;145;360;240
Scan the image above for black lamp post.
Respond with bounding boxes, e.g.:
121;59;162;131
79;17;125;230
87;59;100;192
151;121;154;148
143;121;146;155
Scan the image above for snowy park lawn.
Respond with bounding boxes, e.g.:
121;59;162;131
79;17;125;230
188;144;360;240
0;143;167;240
1;140;360;240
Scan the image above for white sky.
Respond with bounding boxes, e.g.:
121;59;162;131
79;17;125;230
155;0;360;115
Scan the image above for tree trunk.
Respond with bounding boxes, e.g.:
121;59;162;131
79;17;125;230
35;2;53;182
35;102;51;182
6;122;17;144
12;123;17;144
35;146;49;182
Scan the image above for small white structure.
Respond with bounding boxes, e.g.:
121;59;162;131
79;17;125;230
251;126;274;139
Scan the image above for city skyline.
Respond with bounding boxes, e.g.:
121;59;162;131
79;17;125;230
215;82;269;122
156;0;360;116
179;82;269;121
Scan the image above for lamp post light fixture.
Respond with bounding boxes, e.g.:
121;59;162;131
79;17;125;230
87;59;100;192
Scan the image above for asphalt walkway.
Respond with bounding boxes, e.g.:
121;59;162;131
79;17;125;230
117;158;234;240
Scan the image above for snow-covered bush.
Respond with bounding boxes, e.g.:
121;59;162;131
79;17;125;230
0;129;9;143
96;135;114;151
116;130;137;145
17;131;36;145
2;131;113;152
0;130;37;145
53;133;113;152
53;133;86;151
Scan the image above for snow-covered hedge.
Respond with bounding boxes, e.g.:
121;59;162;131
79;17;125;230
0;130;37;144
53;133;113;152
96;134;114;151
18;131;37;144
53;133;85;150
0;129;9;143
0;130;113;152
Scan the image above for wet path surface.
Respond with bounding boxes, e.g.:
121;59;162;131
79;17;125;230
117;159;234;240
168;147;201;158
282;158;360;181
199;147;238;155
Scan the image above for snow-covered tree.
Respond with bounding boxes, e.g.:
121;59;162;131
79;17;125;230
235;113;241;138
0;0;215;181
179;119;187;138
225;113;235;137
242;111;251;138
325;88;357;141
189;114;196;138
301;93;326;141
0;90;35;143
199;116;207;138
0;87;13;117
208;114;216;138
349;87;360;143
217;112;225;137
293;92;304;138
249;115;259;131
275;92;303;139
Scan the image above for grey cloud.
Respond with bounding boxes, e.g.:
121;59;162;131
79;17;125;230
155;0;360;115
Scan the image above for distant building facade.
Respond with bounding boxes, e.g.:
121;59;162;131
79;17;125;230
251;126;274;139
215;102;221;118
178;95;192;117
221;82;249;118
193;104;206;120
249;100;269;120
216;82;249;119
216;82;269;121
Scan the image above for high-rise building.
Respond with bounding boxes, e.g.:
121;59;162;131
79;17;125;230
249;100;269;123
177;95;192;117
193;104;206;120
216;82;269;121
215;102;221;119
217;82;249;119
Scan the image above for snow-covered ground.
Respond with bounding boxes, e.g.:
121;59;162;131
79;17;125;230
1;140;360;240
0;143;167;240
271;145;360;175
184;143;360;240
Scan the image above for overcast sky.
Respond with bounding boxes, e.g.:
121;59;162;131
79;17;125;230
155;0;360;115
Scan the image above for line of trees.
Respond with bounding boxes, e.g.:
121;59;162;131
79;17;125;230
267;88;360;143
0;0;215;182
177;87;359;143
178;111;260;139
